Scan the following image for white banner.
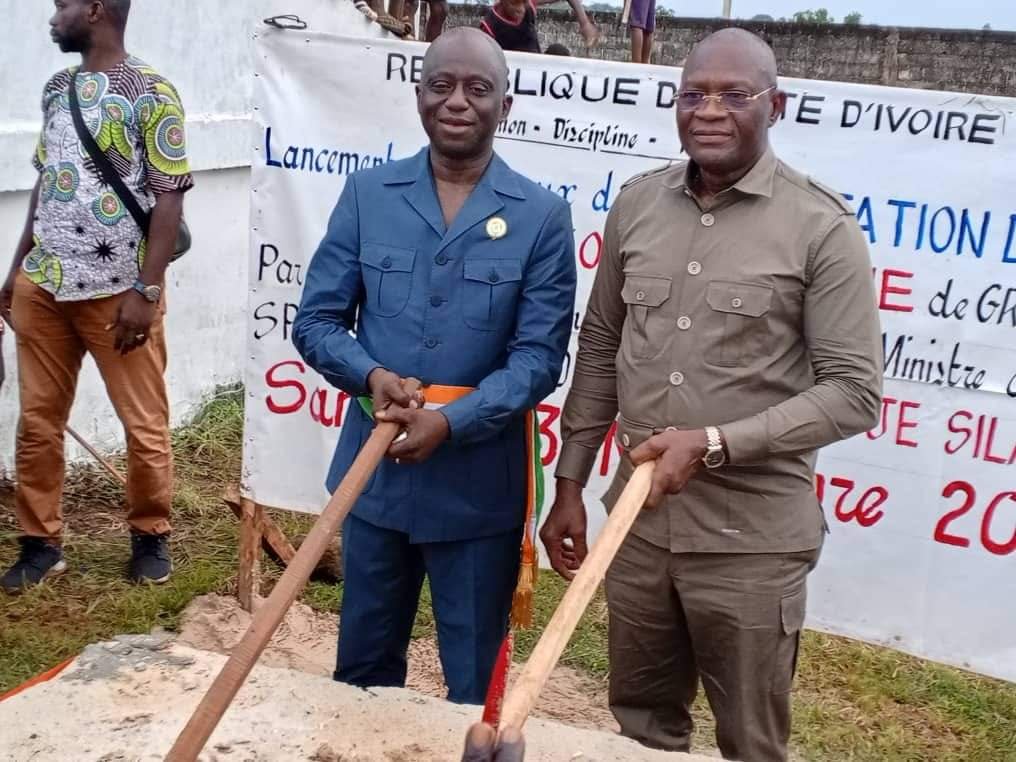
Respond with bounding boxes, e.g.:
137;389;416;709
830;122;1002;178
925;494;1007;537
243;29;1016;683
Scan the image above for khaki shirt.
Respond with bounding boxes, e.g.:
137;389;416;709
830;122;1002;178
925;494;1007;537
556;148;883;553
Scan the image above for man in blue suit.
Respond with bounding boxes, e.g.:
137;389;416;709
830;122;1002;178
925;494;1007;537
292;27;576;705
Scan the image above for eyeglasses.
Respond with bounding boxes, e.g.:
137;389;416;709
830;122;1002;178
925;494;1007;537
675;86;776;112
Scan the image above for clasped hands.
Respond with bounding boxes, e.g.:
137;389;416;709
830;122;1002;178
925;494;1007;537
367;368;449;464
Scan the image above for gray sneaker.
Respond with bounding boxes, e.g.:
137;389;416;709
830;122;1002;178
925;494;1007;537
129;532;172;584
1;537;67;595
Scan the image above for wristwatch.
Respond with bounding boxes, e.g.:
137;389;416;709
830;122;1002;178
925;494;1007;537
702;426;726;469
133;280;162;303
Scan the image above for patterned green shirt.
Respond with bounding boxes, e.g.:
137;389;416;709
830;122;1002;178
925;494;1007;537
25;56;194;301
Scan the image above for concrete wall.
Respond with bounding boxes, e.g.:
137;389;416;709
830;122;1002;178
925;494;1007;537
446;6;1016;97
0;0;386;474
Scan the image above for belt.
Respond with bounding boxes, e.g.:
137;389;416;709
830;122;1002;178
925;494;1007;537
358;383;542;628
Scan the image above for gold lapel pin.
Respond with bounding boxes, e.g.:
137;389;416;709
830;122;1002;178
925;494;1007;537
486;216;508;240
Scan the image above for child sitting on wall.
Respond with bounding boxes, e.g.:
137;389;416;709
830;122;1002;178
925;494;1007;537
480;0;598;54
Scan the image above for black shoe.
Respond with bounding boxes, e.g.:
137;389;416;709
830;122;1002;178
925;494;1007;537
129;533;172;584
1;537;67;595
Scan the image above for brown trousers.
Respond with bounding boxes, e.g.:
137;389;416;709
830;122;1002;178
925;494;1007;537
11;272;172;540
605;532;821;762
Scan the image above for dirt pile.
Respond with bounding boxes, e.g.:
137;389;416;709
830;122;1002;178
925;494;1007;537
0;634;706;761
176;594;619;733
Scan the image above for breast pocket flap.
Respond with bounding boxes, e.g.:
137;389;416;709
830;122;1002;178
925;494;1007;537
360;243;416;273
621;275;671;307
464;258;523;285
706;281;773;317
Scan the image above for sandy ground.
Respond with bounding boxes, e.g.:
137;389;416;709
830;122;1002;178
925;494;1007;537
0;633;711;761
176;594;621;734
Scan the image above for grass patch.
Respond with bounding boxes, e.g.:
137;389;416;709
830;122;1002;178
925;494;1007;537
1;390;1014;760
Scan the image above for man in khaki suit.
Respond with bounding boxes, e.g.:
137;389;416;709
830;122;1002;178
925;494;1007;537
541;29;882;762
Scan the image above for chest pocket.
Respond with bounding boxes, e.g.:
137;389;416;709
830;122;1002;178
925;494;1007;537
462;258;523;331
621;274;672;359
360;243;416;318
704;280;774;367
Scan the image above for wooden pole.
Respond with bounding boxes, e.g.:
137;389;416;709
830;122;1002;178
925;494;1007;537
620;0;632;26
236;500;264;612
65;425;127;488
164;379;421;762
722;0;732;19
498;461;654;733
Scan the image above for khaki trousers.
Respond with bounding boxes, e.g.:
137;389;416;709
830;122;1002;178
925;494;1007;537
605;532;821;762
11;272;173;540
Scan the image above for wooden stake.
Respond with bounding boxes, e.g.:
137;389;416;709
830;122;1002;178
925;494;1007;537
223;485;297;568
164;379;421;762
498;461;654;733
237;500;264;612
621;0;633;27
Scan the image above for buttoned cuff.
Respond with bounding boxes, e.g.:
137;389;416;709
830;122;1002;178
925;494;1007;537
718;415;768;466
554;442;599;485
439;397;477;444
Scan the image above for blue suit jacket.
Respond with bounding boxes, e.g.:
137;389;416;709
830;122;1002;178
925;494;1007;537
292;148;577;543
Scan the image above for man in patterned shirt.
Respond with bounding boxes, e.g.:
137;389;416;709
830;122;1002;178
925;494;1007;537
0;0;193;593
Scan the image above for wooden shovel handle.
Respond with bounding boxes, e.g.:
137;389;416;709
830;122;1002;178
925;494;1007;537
498;460;654;733
164;378;421;762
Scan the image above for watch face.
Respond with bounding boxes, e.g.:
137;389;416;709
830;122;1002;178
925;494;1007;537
704;449;725;468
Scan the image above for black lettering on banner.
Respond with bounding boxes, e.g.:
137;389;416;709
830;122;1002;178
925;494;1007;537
841;99;862;127
970;113;1001;145
613;78;640;106
385;52;423;83
796;94;824;125
657;81;677;109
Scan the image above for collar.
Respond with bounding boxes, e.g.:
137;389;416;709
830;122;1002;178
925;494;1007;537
384;146;527;201
664;146;777;199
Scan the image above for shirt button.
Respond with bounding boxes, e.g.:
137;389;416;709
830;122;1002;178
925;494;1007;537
435;253;448;265
677;316;692;330
731;297;743;308
701;213;715;227
430;295;443;307
621;433;631;447
381;256;393;269
669;371;685;387
425;338;438;349
635;290;646;301
687;261;702;276
488;270;500;283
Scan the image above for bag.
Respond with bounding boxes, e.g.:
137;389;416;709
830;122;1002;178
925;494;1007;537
68;74;191;260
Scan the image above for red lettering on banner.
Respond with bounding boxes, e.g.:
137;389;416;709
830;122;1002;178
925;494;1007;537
944;411;1015;464
815;472;888;528
934;482;1015;555
266;360;307;414
264;359;350;427
877;268;915;312
944;410;973;454
896;401;921;447
309;388;350;427
537;403;560;466
980;492;1016;556
868;397;921;447
599;421;626;477
578;231;602;270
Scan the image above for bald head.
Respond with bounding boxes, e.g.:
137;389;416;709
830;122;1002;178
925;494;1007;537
422;27;509;94
675;28;786;183
416;26;513;163
683;28;777;91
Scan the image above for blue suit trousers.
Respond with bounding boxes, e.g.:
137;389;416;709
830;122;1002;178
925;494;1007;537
336;513;523;704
